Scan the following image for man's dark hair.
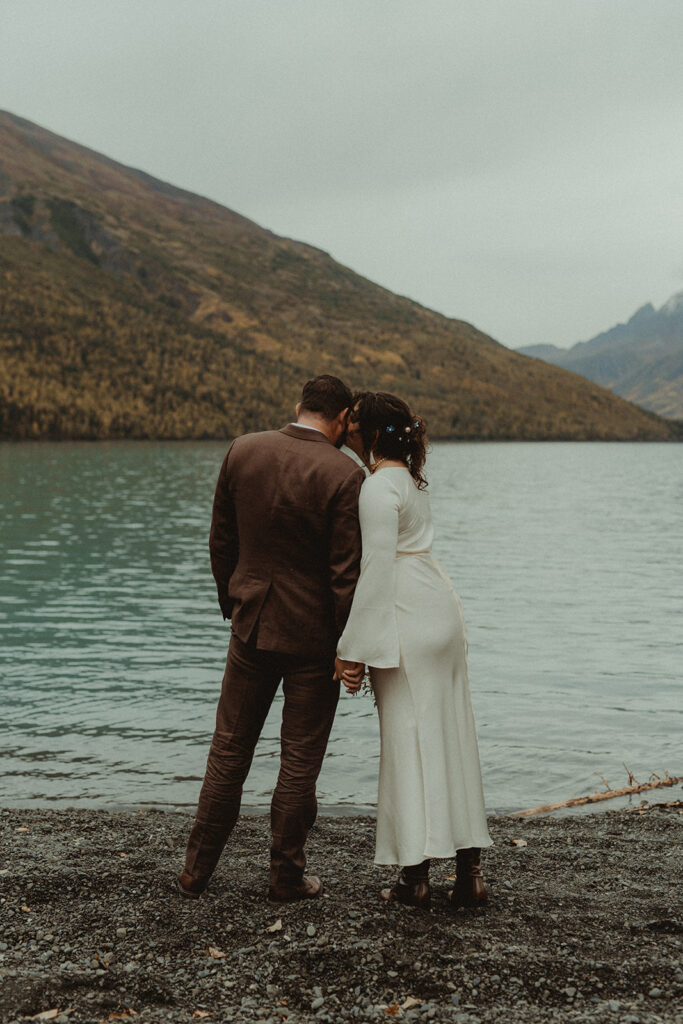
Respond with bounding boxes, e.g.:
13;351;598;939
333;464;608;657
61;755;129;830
299;375;353;421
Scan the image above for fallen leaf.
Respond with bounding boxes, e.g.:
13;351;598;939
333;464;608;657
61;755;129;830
16;827;30;832
33;1011;59;1021
384;1005;399;1017
192;1012;212;1019
21;905;31;913
207;946;226;959
118;853;129;858
511;839;528;848
444;874;456;881
401;997;421;1009
266;918;283;933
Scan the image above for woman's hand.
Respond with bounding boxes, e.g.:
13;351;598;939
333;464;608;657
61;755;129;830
334;657;365;693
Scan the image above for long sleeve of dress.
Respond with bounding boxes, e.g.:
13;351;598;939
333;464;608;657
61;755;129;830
336;474;401;669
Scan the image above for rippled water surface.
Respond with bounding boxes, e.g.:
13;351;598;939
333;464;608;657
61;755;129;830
1;441;680;813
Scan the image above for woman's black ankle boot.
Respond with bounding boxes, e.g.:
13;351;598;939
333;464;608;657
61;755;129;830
381;858;431;908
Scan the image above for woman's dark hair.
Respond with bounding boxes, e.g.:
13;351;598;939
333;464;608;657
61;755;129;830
351;391;428;489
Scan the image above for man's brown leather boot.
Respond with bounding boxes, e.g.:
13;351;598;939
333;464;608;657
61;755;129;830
381;859;431;909
176;871;207;899
268;874;324;904
448;847;488;908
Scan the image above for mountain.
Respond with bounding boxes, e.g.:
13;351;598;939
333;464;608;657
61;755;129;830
0;110;679;442
518;294;683;418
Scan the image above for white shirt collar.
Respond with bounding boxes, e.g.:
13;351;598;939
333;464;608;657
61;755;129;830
290;422;324;434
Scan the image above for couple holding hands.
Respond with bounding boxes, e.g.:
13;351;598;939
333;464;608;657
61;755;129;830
177;375;491;910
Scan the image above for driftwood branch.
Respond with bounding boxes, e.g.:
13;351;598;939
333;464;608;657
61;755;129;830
626;800;682;813
593;771;612;791
509;773;681;819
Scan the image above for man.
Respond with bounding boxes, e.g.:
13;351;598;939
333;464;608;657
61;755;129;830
178;375;365;903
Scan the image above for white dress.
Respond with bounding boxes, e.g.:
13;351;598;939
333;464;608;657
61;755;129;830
337;468;492;866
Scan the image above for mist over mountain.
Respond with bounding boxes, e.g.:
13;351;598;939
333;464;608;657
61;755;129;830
518;293;683;419
0;110;678;441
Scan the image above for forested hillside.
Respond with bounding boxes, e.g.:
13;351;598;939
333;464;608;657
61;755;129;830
1;110;679;441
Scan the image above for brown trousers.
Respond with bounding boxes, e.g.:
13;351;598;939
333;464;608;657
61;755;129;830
183;633;339;892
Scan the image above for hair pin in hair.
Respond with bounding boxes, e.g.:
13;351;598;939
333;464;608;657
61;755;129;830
413;420;420;429
385;424;396;433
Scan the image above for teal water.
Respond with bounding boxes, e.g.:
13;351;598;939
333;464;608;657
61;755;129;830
0;441;680;813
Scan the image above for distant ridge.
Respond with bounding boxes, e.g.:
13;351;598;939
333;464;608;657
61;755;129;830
518;293;683;419
0;109;679;441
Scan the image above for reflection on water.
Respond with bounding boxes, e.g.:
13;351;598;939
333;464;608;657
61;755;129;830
1;441;680;813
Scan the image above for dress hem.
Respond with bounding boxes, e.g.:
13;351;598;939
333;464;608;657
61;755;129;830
374;837;494;866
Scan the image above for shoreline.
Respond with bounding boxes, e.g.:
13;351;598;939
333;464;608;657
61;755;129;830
2;439;683;447
2;805;681;1024
1;788;679;819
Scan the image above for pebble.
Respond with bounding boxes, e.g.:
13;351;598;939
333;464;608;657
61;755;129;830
306;924;316;937
311;997;324;1010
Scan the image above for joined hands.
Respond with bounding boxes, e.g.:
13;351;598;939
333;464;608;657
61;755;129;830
334;657;365;694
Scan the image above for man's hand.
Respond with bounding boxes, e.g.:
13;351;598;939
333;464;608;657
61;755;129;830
334;657;365;694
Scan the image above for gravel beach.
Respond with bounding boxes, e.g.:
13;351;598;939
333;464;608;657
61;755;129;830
1;805;681;1024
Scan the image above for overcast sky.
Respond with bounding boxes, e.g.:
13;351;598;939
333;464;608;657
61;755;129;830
1;0;682;349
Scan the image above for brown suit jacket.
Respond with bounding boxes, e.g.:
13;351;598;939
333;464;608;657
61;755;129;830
209;424;365;656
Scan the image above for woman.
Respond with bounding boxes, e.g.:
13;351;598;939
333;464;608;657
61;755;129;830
336;392;492;909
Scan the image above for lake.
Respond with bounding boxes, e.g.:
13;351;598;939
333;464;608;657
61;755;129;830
0;441;680;815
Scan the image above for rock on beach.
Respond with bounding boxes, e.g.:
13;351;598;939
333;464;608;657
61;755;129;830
0;805;681;1024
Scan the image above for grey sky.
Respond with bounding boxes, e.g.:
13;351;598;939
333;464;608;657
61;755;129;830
1;0;682;349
